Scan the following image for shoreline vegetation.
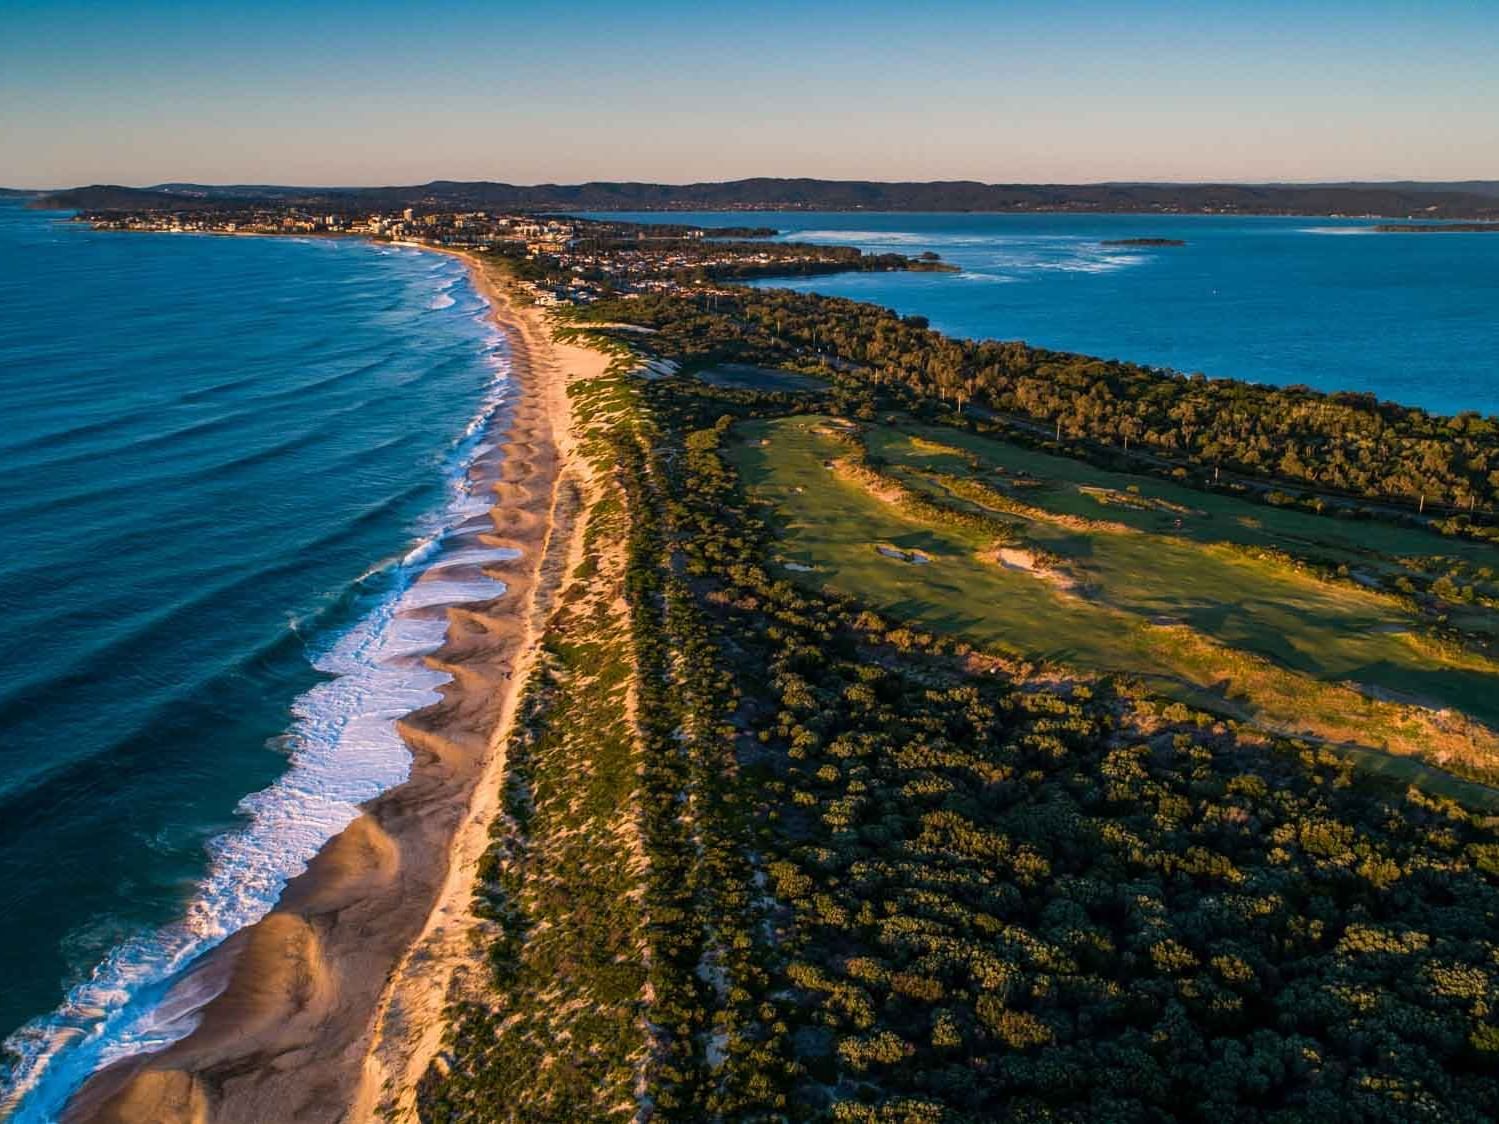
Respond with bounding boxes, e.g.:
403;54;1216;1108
417;296;1499;1118
44;208;1499;1121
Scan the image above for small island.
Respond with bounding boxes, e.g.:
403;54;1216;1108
1375;223;1499;233
1101;237;1187;246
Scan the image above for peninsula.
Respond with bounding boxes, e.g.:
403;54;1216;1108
11;0;1499;1118
50;201;1499;1124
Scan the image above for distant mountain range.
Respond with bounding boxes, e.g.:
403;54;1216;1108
30;178;1499;218
1303;180;1499;199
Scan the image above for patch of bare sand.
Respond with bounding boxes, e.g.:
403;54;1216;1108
986;545;1083;594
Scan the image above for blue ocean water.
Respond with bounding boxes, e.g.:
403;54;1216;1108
0;201;510;1117
590;211;1499;417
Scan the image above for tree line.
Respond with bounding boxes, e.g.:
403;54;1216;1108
574;289;1499;524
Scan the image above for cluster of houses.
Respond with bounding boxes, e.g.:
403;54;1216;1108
84;211;351;235
82;208;585;253
82;207;834;307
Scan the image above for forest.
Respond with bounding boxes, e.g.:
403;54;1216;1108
566;287;1499;524
661;380;1499;1121
417;342;1499;1122
396;228;1499;1123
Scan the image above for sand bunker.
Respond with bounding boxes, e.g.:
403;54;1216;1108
988;546;1083;593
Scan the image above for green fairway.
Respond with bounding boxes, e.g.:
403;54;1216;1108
692;364;830;393
730;414;1499;801
868;421;1499;567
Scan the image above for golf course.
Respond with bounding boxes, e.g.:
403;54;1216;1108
729;411;1499;808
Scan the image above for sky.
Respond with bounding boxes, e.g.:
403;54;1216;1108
2;0;1497;189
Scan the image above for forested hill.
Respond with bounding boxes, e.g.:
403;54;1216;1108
1308;180;1499;199
34;178;1499;218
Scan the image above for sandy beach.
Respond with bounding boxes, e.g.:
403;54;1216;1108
64;251;608;1124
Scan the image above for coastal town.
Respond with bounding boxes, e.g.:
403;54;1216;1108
77;205;953;304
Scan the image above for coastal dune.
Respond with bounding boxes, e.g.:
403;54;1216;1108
64;255;605;1123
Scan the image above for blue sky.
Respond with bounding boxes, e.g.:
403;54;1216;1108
2;0;1496;187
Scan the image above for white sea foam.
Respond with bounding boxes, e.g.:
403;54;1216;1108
960;241;1150;280
429;275;461;311
792;229;933;244
790;229;997;249
785;228;1154;283
0;254;513;1123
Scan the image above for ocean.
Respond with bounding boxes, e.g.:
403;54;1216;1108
0;201;510;1118
589;211;1499;418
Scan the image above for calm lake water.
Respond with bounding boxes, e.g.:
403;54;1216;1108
589;211;1499;417
0;201;509;1117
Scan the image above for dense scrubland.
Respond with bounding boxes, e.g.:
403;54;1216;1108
417;288;1499;1120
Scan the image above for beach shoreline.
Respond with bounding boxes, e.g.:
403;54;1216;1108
62;249;605;1124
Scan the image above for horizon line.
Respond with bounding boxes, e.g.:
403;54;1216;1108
10;175;1499;194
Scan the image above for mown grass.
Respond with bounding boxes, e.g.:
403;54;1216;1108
730;414;1499;806
691;364;831;393
868;421;1499;559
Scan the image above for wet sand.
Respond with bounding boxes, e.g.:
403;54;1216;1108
65;252;606;1123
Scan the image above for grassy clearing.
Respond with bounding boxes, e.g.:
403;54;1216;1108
870;421;1499;562
873;425;1499;715
691;364;830;393
730;414;1499;804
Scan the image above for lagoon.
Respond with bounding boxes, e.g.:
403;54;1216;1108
589;211;1499;417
